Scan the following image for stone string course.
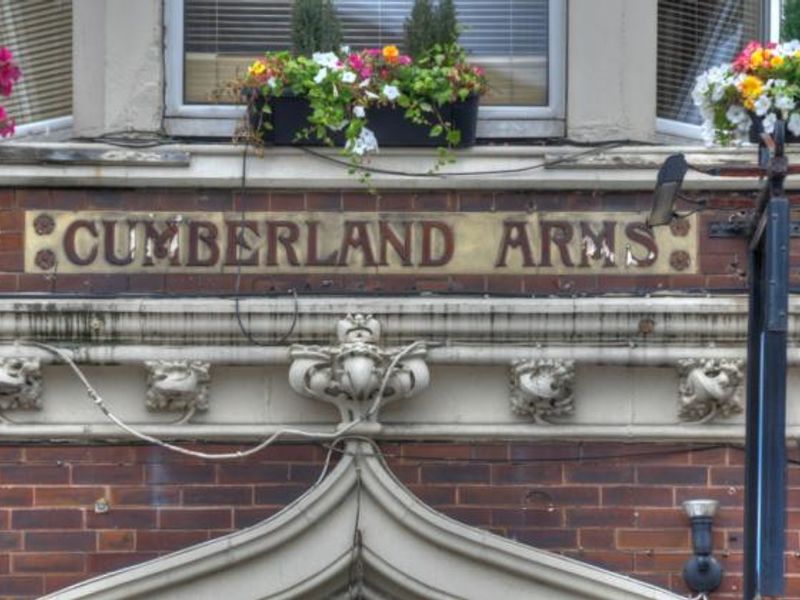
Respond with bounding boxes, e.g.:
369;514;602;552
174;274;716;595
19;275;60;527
0;187;782;295
0;441;792;599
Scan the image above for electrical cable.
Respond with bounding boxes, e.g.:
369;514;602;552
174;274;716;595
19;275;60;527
20;339;422;461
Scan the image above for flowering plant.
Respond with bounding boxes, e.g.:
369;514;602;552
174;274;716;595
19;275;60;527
693;40;800;145
0;47;21;137
240;43;486;170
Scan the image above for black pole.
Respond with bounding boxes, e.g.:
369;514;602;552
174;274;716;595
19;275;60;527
743;121;790;599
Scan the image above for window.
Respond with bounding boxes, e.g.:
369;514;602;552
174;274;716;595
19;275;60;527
165;0;565;137
656;0;774;136
0;0;73;135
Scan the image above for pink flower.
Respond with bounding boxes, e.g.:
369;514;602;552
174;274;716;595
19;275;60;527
360;66;372;78
733;40;761;72
398;55;412;66
0;106;14;138
366;48;381;57
348;53;364;71
0;48;12;62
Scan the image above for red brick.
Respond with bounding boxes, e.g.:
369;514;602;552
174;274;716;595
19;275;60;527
491;464;563;485
249;444;319;462
636;466;707;485
136;530;207;552
602;486;674;507
342;192;377;211
35;487;105;507
270;192;305;211
306;191;341;211
634;551;691;572
439;507;492;527
0;487;32;506
26;446;135;464
509;443;580;461
72;465;143;485
254;485;308;505
636;509;687;528
218;464;288;484
421;464;490;484
377;193;414;211
0;251;23;272
25;531;95;552
110;486;180;506
491;508;563;528
98;530;134;552
710;466;744;486
674;486;742;507
182;486;253;505
87;552;159;573
570;549;634;572
406;485;455;505
0;532;20;551
86;509;157;530
0;232;22;252
565;465;634;483
12;509;83;529
145;463;215;485
460;485;599;507
470;444;508;460
458;191;493;212
578;528;614;549
689;446;729;465
13;553;85;573
160;509;232;530
44;573;92;595
510;528;576;549
234;507;278;528
414;192;454;211
566;508;637;527
617;529;690;550
0;575;43;596
0;465;68;485
0;210;23;232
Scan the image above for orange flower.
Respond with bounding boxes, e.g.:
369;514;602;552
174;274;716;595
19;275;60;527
382;45;400;63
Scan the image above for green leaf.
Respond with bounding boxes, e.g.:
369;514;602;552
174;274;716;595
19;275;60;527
430;124;443;137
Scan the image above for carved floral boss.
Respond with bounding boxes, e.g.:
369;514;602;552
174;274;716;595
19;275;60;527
677;358;744;423
288;314;429;422
510;359;576;423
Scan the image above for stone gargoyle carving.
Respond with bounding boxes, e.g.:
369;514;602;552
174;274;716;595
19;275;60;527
677;358;744;423
510;359;575;424
0;358;43;411
288;314;429;422
145;360;211;413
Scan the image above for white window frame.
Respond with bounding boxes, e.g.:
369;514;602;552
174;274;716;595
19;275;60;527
163;0;566;138
656;0;781;140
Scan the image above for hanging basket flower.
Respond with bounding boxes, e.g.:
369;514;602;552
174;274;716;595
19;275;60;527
237;43;487;181
0;47;21;138
693;40;800;145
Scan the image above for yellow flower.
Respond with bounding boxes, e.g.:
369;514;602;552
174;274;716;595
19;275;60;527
771;54;785;68
739;75;764;100
750;49;764;68
382;45;400;63
248;60;266;77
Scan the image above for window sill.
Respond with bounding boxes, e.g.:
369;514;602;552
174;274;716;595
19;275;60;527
0;140;789;190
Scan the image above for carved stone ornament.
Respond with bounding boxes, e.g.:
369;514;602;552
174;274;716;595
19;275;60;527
0;358;43;411
510;359;575;424
677;358;744;423
288;314;429;422
145;360;211;413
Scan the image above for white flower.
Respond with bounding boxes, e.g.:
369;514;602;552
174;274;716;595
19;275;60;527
312;52;339;69
359;78;371;88
754;94;772;116
341;70;357;84
762;112;777;135
726;105;748;126
353;105;366;119
789;112;800;136
365;90;379;99
382;84;400;101
313;67;328;84
775;94;795;112
346;127;379;156
267;77;277;89
340;45;350;54
700;122;716;147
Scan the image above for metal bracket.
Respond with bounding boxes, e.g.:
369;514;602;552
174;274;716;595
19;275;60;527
708;219;800;238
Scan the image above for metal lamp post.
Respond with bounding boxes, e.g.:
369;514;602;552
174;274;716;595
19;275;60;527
651;122;790;599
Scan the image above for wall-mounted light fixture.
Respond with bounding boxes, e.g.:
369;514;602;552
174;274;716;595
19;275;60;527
647;153;688;227
682;499;722;595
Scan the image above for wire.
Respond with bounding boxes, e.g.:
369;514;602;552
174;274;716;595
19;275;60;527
298;141;628;178
19;339;422;461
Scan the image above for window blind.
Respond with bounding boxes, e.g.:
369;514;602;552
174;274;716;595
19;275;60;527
184;0;549;106
657;0;762;124
0;0;73;126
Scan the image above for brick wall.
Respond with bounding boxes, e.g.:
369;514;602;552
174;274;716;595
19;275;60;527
0;441;791;599
0;187;772;296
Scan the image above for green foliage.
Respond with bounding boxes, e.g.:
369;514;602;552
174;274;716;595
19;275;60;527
291;0;342;56
784;0;800;41
435;0;459;47
405;0;436;59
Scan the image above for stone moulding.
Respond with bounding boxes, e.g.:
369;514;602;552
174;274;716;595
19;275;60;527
43;440;682;600
510;359;575;423
0;357;43;411
144;360;211;413
677;358;745;423
288;314;429;423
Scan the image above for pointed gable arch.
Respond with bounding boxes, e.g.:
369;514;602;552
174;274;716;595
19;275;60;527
47;442;683;600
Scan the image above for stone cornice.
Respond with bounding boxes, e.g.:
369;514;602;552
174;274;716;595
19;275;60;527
0;141;795;190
